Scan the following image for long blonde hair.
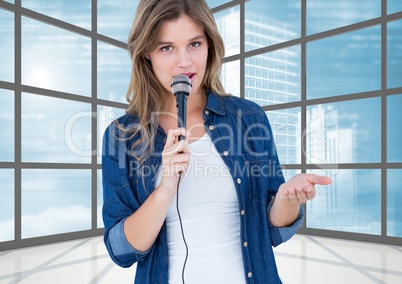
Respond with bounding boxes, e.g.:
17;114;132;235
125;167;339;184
124;0;227;163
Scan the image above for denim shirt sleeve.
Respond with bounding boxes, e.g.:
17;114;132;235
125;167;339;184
102;121;152;267
109;217;151;258
266;197;305;247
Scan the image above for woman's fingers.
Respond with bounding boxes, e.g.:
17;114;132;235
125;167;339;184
163;140;190;159
165;128;191;147
304;174;332;186
279;173;327;204
161;128;191;178
284;188;314;204
163;129;190;157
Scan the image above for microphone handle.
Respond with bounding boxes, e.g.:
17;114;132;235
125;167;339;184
175;92;188;141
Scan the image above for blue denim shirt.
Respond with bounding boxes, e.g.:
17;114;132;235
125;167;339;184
102;91;304;284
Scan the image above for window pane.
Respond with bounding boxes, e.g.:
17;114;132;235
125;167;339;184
98;0;139;42
97;105;126;163
306;98;381;164
388;0;402;14
22;17;91;96
0;169;14;242
307;0;380;35
22;0;91;29
307;26;381;99
387;20;402;89
388;169;402;237
0;9;14;83
245;0;300;52
206;0;228;9
97;41;131;103
0;89;14;162
387;94;402;162
221;60;240;97
97;170;103;228
22;94;92;163
214;6;240;57
22;169;91;238
307;169;381;235
245;46;301;106
266;108;300;165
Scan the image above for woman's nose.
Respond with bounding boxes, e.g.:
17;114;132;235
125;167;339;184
176;49;192;68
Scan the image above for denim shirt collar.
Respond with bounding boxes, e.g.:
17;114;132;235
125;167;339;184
204;90;226;116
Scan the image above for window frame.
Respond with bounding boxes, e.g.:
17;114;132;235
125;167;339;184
215;0;402;245
0;0;401;251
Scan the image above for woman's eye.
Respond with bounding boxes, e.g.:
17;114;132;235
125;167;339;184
190;42;201;48
161;46;172;52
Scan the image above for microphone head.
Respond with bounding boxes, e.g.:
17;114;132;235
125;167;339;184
171;75;192;95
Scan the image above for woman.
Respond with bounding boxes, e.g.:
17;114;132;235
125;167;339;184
102;0;332;283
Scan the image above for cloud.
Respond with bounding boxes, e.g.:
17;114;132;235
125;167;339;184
22;206;92;238
1;205;105;241
0;206;91;241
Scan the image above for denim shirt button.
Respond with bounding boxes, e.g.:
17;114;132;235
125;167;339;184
247;272;252;278
209;125;215;130
223;151;229;156
236;178;241;184
243;241;248;247
204;110;210;115
240;210;245;216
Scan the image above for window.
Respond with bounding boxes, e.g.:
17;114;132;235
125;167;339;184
21;169;92;238
21;17;91;96
0;169;14;242
0;0;128;250
1;0;401;250
388;169;402;237
0;8;14;82
307;26;381;99
214;0;402;245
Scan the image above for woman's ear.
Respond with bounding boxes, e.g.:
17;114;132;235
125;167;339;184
144;53;151;60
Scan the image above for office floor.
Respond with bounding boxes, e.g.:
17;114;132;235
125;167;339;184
0;234;401;284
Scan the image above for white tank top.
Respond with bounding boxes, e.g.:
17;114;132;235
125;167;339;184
156;133;246;284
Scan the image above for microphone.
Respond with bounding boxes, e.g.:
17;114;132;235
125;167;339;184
171;75;192;141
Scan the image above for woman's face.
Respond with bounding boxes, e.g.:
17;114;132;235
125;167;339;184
147;14;209;97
